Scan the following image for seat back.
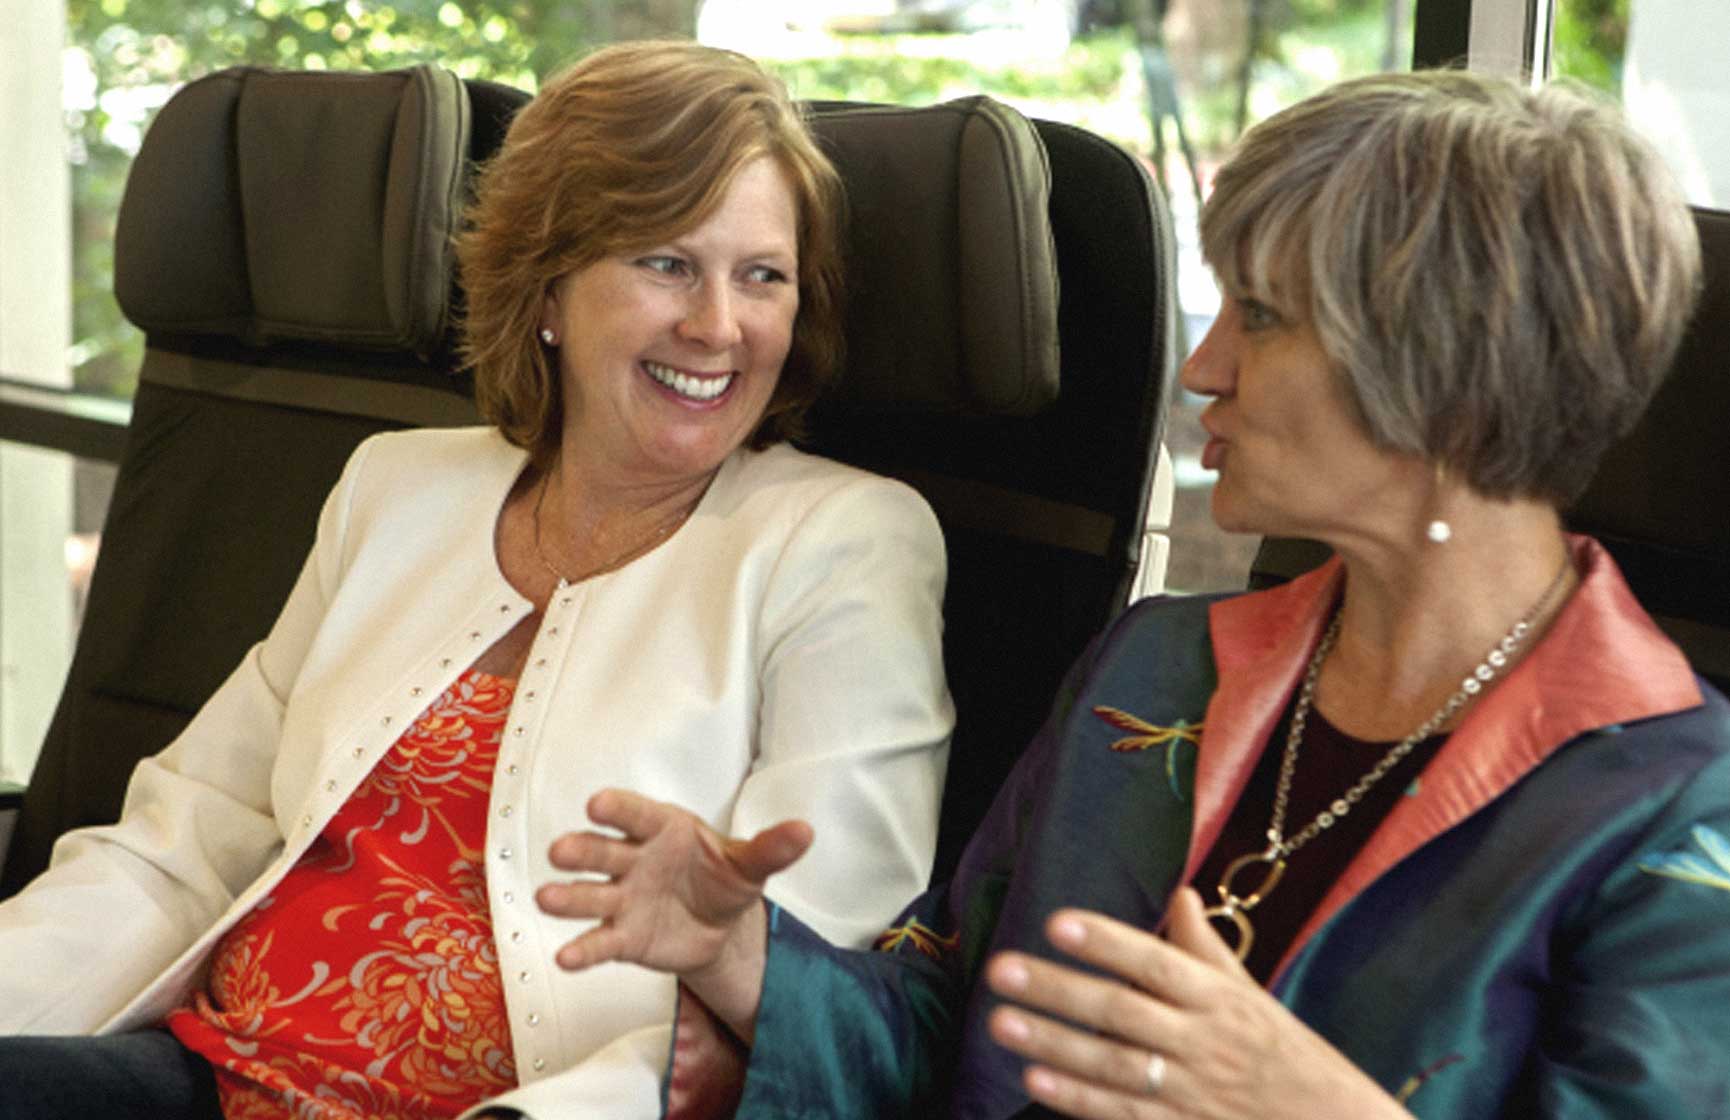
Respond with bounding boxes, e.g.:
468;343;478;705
0;65;496;895
2;67;1175;895
1248;207;1730;694
803;102;1176;874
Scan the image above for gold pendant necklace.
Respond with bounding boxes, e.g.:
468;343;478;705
1203;555;1574;962
532;471;692;589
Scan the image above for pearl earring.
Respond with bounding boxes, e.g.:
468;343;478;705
1426;461;1451;543
539;328;556;345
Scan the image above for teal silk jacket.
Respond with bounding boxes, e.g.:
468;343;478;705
728;538;1730;1118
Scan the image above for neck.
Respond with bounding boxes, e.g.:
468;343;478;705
1313;496;1576;740
535;459;713;586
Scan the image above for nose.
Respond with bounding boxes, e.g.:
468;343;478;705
678;280;743;350
1179;309;1236;398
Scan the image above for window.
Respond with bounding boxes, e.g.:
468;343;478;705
1550;0;1729;208
0;0;1472;779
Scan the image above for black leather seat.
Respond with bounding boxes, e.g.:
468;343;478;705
1;64;1176;895
1248;206;1730;694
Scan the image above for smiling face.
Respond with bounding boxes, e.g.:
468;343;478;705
539;156;799;490
1181;279;1424;545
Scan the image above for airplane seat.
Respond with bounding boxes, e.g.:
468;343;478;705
1247;206;1730;695
0;66;1176;897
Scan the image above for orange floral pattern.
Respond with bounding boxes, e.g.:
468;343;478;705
169;671;519;1119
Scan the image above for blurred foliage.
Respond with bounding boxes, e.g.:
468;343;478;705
62;0;1620;402
767;31;1131;106
1551;0;1628;93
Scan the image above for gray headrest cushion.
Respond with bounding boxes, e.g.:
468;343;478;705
813;96;1059;416
115;65;469;356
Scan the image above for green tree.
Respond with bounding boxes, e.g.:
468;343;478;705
1551;0;1628;93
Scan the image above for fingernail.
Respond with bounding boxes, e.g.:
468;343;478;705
1028;1068;1058;1095
1052;916;1085;946
997;1011;1030;1042
995;959;1029;992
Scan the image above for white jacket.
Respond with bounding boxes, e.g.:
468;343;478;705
0;426;953;1117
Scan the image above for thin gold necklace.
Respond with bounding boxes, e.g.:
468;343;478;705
531;472;692;588
1203;554;1575;962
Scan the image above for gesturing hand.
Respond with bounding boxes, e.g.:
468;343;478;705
983;888;1410;1120
535;789;813;1039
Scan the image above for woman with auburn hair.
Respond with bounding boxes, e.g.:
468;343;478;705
539;70;1730;1118
0;41;951;1120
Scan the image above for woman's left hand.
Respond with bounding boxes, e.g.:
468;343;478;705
984;887;1410;1119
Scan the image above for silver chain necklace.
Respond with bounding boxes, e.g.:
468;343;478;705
1203;555;1575;962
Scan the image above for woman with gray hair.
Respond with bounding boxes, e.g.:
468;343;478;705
532;70;1730;1118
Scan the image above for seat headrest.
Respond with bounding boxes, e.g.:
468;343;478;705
811;96;1059;416
114;64;469;357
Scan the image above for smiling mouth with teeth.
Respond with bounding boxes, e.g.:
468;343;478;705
643;360;735;402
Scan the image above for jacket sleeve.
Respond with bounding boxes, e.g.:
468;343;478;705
727;616;1113;1119
1527;744;1730;1118
0;437;374;1035
733;474;955;950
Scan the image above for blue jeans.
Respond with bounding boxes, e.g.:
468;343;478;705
0;1030;222;1119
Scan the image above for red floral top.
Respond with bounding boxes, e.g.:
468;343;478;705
169;670;520;1119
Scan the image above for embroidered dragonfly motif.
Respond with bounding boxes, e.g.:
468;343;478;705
874;919;960;960
1394;1053;1464;1104
1093;707;1201;800
1638;824;1730;892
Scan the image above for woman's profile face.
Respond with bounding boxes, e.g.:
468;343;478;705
1181;275;1421;544
539;156;799;487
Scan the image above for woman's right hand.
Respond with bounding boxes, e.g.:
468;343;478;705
536;789;813;1041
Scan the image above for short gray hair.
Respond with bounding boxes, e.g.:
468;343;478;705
1201;69;1701;505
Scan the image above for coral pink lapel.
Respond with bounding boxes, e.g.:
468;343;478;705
1180;561;1345;887
1266;537;1703;983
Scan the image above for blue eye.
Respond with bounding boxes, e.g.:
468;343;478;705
640;256;688;277
747;264;790;285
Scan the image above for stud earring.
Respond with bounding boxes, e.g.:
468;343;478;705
539;328;557;345
1426;461;1452;543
